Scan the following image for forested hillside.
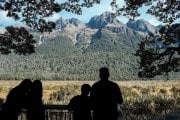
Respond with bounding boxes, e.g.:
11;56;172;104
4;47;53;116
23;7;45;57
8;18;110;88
0;32;139;80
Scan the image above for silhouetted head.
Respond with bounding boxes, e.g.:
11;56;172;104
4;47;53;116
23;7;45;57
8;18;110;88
19;79;32;92
32;80;43;98
81;84;91;96
99;67;110;80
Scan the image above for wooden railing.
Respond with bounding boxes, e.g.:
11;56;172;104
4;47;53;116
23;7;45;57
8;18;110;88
0;105;73;120
1;104;179;120
44;105;72;120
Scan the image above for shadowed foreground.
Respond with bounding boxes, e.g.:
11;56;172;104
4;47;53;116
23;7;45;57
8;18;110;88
14;105;180;120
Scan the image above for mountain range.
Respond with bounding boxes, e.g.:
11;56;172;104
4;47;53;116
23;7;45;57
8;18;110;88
36;12;157;50
0;12;179;80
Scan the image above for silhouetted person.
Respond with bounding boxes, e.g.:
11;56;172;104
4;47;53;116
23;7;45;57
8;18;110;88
0;79;32;120
68;84;92;120
90;67;123;120
27;80;44;120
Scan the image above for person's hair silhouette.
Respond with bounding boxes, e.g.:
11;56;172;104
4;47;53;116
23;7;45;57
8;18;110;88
0;79;32;120
27;80;44;120
90;67;123;120
99;67;110;80
68;84;92;120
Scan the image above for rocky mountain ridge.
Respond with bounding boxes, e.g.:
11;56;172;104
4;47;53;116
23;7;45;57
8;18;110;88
41;12;157;50
126;19;157;34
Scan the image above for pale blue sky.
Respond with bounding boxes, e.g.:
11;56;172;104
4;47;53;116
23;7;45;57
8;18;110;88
51;0;163;25
0;0;175;29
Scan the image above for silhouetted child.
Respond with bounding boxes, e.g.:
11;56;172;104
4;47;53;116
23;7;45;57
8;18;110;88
0;79;32;120
68;84;92;120
90;67;123;120
27;80;44;120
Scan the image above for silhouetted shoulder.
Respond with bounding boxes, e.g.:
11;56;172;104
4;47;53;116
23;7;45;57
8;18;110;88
109;81;121;91
67;95;81;110
91;80;119;90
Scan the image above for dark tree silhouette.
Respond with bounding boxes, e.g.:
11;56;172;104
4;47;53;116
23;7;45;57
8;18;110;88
0;26;36;55
0;0;178;33
110;0;180;78
0;0;101;33
135;24;180;78
0;0;179;77
111;0;179;24
0;0;101;54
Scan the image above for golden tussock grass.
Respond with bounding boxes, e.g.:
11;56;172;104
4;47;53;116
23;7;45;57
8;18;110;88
0;80;179;107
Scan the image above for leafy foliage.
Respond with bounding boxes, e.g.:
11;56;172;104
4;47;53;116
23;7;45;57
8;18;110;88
0;0;101;54
0;0;101;32
1;0;59;32
0;26;36;55
109;0;180;78
111;0;180;24
1;0;179;32
135;24;180;78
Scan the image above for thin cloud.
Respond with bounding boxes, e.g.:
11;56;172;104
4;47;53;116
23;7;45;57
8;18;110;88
45;13;61;22
148;18;162;26
0;11;14;21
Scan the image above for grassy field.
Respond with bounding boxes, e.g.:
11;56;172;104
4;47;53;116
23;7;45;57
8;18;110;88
0;80;180;119
0;80;179;105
